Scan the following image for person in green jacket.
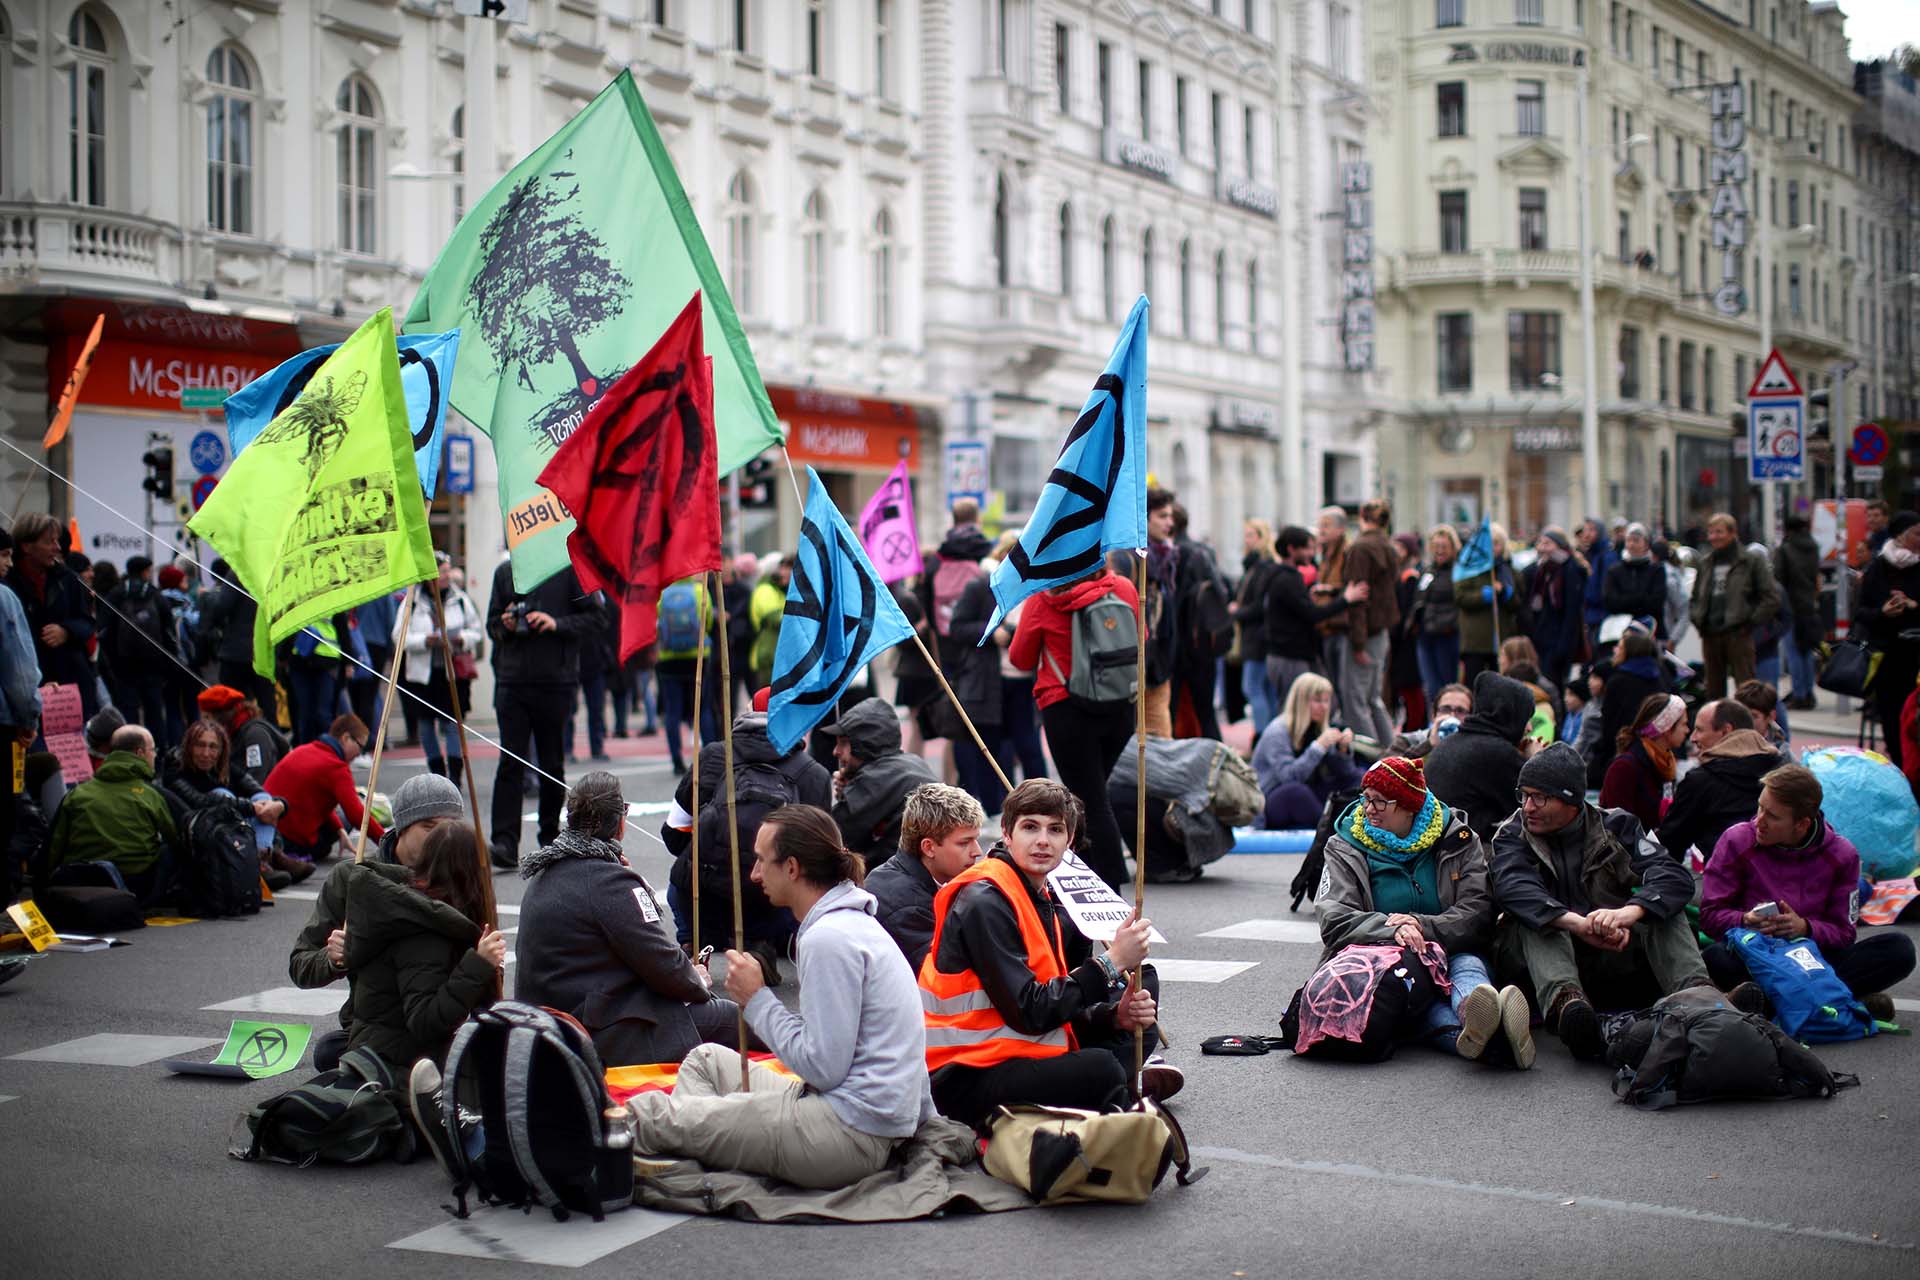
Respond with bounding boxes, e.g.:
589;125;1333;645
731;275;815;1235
45;724;178;904
342;820;505;1072
748;556;793;691
1454;521;1518;683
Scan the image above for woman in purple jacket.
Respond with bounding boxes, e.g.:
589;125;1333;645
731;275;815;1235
1700;764;1915;1016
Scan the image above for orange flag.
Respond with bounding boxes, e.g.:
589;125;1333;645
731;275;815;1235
44;314;105;449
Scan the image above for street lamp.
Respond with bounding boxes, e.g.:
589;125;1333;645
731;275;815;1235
1576;49;1646;519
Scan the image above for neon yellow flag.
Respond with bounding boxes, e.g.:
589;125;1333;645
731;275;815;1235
188;309;436;676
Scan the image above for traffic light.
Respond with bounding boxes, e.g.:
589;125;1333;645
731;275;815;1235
141;445;174;499
1806;387;1831;441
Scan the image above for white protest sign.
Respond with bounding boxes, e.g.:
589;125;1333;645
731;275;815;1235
1047;851;1168;944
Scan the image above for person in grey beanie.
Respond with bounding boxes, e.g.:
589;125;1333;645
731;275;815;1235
1489;742;1710;1063
285;770;471;1071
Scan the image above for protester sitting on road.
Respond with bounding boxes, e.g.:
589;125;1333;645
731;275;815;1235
1656;700;1775;864
262;713;382;866
1315;757;1531;1067
1424;671;1542;840
1387;682;1473;760
159;717;301;884
919;779;1178;1131
340;819;504;1074
627;804;936;1190
1491;743;1711;1060
196;684;291;781
288;772;468;1072
661;689;831;985
1733;679;1792;761
826;696;936;859
1253;673;1362;828
84;707;124;770
1599;693;1688;831
517;772;741;1065
1586;630;1668;788
44;724;178;904
867;783;986;970
1700;765;1916;1020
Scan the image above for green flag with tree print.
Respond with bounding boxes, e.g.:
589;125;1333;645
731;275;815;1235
405;70;782;591
188;308;437;676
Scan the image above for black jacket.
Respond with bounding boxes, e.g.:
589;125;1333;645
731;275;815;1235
515;844;714;1035
1590;659;1668;789
1417;564;1459;636
1602;557;1667;627
5;560;95;692
157;747;272;821
1772;532;1821;623
927;849;1121;1043
866;849;940;971
485;561;608;687
828;697;937;856
230;712;291;780
341;862;494;1069
662;711;833;862
1424;671;1536;839
1655;733;1781;863
943;573;1005;729
1490;803;1694;929
1231;555;1284;662
1264;561;1347;661
198;580;260;666
1855;555;1920;657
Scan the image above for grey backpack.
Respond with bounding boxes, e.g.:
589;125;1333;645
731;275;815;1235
1045;589;1140;707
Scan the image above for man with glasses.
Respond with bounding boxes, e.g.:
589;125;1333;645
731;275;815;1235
1490;743;1709;1061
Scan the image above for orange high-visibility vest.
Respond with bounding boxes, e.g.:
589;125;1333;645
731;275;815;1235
919;857;1077;1071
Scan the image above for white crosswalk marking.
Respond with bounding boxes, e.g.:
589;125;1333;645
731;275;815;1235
1894;997;1920;1015
1198;919;1324;946
203;987;349;1016
1150;959;1260;983
388;1204;684;1265
8;1034;217;1066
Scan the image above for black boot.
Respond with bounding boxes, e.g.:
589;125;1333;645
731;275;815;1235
425;756;445;777
444;758;464;791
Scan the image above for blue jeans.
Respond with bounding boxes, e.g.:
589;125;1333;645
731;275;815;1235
211;787;277;853
1421;951;1494;1048
1241;659;1278;738
659;673;718;768
417;713;463;772
1781;625;1818;705
287;666;338;744
1416;632;1461;707
999;678;1048;782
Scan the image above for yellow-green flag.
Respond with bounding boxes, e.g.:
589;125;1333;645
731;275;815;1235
188;308;436;676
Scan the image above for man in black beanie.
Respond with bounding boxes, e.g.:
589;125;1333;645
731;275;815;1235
1489;742;1709;1061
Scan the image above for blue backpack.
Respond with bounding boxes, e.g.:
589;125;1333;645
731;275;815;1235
657;583;703;656
1726;929;1877;1044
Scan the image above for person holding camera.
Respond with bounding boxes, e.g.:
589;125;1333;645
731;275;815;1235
484;559;606;869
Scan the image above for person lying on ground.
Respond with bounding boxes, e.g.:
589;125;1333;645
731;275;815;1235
1316;756;1532;1067
867;783;986;970
288;772;467;1071
517;771;744;1065
44;724;178;905
627;804;935;1190
340;820;504;1074
1490;743;1711;1062
1699;764;1916;1021
919;778;1181;1132
159;716;302;884
827;697;936;859
262;712;382;867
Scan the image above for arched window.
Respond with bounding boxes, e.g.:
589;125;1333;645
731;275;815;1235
802;189;831;327
450;105;465;228
1214;249;1229;345
1057;203;1073;299
871;206;895;340
335;77;381;254
1178;238;1193;337
1101;215;1117;320
992;176;1010;288
206;45;255;234
67;8;112;206
1140;228;1155;329
1247;257;1260;352
726;171;756;316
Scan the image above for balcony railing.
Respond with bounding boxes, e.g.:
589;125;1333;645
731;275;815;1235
0;202;176;290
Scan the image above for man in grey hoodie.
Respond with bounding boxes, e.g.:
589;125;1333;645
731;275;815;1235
629;804;935;1189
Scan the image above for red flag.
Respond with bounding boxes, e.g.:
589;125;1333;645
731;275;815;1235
537;293;721;662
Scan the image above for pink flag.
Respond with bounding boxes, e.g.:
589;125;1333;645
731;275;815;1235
857;460;921;584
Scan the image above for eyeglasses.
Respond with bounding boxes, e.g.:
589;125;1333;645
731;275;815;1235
1360;793;1394;812
1516;790;1556;808
1436;703;1471;718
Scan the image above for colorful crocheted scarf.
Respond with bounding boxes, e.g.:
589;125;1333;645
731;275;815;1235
1343;790;1448;860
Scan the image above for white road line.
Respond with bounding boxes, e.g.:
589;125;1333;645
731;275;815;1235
1151;959;1261;983
0;1095;17;1104
1893;997;1920;1014
203;987;350;1017
7;1033;218;1066
388;1204;684;1266
1198;918;1324;945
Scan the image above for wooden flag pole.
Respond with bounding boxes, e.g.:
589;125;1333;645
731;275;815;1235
353;586;416;864
426;573;498;942
909;631;1011;792
1131;552;1149;1087
689;623;708;963
710;569;751;1093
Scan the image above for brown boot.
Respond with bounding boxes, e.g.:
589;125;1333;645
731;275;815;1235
270;846;316;884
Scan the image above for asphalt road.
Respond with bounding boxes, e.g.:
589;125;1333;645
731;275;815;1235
3;746;1917;1279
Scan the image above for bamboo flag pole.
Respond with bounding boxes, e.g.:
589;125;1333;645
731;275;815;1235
710;569;751;1093
1131;552;1150;1087
353;586;416;864
426;573;498;943
688;622;708;963
909;631;1011;792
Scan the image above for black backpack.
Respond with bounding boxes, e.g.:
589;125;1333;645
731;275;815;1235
1604;993;1860;1110
691;760;798;896
1289;788;1360;912
439;1002;633;1221
232;1045;415;1166
180;806;263;918
1277;943;1442;1063
113;581;175;666
1183;573;1234;659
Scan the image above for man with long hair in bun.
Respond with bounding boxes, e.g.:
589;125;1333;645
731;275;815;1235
626;805;934;1189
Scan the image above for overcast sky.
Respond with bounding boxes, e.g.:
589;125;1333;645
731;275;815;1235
1844;0;1920;62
